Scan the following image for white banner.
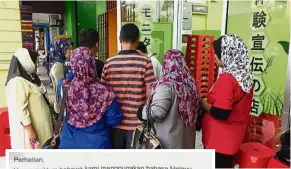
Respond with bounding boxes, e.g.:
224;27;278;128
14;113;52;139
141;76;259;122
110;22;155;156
4;150;214;169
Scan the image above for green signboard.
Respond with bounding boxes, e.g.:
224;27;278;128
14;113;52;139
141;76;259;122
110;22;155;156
228;0;290;117
227;0;290;148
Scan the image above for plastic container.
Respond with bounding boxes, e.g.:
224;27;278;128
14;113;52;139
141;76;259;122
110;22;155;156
235;142;276;168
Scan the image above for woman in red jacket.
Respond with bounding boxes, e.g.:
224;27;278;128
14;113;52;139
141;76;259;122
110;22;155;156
200;34;254;168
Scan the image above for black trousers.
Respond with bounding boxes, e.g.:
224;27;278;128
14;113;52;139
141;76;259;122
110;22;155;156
215;152;234;168
110;128;134;149
204;147;234;168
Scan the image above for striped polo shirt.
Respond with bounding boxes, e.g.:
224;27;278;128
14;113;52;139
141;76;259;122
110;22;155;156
101;50;156;130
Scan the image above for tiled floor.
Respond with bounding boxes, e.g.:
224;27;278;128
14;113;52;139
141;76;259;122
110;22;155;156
37;65;204;149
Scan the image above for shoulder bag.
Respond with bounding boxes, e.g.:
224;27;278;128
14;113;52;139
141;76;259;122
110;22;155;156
42;85;69;149
131;99;162;149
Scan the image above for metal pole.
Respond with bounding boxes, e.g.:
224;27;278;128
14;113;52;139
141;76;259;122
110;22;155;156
117;0;122;51
281;23;291;130
221;0;228;35
172;0;179;50
176;0;183;51
218;0;229;75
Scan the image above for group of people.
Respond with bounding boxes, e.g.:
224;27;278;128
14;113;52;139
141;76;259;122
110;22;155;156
6;23;254;168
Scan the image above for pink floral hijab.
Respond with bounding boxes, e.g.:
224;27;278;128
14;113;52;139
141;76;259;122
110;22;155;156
63;47;115;128
148;50;200;127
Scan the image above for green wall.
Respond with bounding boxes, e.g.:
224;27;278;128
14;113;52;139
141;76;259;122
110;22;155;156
65;1;107;47
65;1;77;48
77;1;97;34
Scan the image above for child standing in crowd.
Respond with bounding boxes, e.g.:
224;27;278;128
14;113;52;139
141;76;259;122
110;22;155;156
136;41;162;78
101;23;156;149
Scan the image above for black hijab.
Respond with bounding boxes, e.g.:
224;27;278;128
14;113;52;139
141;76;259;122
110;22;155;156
213;36;223;60
5;50;40;86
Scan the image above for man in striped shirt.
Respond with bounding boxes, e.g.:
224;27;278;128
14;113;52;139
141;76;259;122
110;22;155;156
101;23;156;149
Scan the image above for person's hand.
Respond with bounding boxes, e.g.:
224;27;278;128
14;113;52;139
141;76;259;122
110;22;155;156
200;98;207;107
200;98;211;112
138;120;145;125
24;124;38;144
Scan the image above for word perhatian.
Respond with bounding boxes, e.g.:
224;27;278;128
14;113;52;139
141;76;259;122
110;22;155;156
13;157;44;163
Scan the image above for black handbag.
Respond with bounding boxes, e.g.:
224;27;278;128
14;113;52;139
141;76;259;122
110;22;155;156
42;85;68;149
131;100;162;149
196;108;205;131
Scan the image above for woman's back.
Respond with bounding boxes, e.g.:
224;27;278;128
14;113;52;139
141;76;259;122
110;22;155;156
59;47;122;149
202;73;254;154
143;84;196;149
60;99;121;149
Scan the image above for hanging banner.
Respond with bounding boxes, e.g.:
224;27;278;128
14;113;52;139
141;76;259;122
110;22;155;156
227;0;290;150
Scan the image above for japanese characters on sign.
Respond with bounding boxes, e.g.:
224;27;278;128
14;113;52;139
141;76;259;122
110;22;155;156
140;20;154;35
139;4;155;53
249;32;269;52
249;0;271;116
140;35;154;50
251;97;263;117
253;76;265;96
251;0;269;8
250;54;267;75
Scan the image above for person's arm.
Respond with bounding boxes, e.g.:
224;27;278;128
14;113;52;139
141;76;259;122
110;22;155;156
200;74;235;120
95;59;104;79
51;63;65;101
9;78;38;143
101;62;108;85
140;84;173;122
144;60;156;99
57;79;64;103
104;98;123;127
151;57;163;78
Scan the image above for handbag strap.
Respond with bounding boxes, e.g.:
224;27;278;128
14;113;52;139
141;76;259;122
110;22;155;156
53;84;69;135
146;97;157;135
43;94;51;107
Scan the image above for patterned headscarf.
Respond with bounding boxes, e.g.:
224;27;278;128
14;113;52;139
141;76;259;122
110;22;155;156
49;38;72;71
63;47;116;128
148;50;200;127
213;34;253;93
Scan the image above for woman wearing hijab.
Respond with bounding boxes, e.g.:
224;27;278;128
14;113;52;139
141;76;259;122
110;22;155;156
59;47;122;149
6;48;53;149
200;34;254;168
137;50;199;149
48;38;73;113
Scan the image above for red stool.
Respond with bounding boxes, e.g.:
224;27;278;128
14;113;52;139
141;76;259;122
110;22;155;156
234;142;276;168
267;157;290;168
0;120;4;156
0;107;10;157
